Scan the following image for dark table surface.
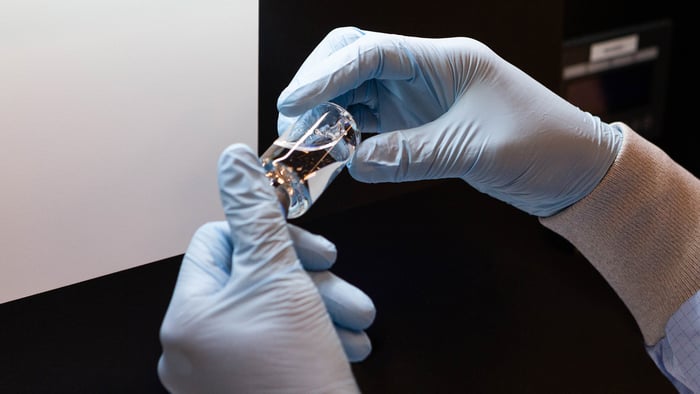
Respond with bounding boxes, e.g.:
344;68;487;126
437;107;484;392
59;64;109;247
0;179;678;393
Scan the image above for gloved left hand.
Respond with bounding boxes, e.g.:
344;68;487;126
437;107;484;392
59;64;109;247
157;144;374;393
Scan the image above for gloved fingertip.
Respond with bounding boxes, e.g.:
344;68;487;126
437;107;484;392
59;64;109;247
276;89;308;117
217;143;259;178
347;139;385;183
216;142;289;252
336;328;372;363
277;113;297;137
217;143;273;204
355;295;377;329
348;129;432;183
312;235;338;267
309;271;376;329
287;224;338;271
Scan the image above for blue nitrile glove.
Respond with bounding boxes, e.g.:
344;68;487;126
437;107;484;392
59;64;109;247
157;144;374;393
277;27;623;217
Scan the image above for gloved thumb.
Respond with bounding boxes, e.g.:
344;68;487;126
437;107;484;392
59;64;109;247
348;118;469;183
217;144;299;285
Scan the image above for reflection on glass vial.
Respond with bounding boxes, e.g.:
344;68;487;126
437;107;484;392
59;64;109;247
260;102;360;219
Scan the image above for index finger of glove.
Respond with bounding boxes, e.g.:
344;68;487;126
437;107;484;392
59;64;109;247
292;26;366;82
217;144;298;282
308;271;376;331
277;28;415;117
287;223;337;271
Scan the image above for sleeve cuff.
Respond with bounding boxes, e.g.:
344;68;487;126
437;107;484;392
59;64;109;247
540;122;700;345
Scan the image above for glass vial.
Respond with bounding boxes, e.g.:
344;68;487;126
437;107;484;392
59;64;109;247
260;102;360;219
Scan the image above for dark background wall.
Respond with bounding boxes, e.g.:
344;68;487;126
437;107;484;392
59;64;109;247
1;2;693;393
563;1;696;176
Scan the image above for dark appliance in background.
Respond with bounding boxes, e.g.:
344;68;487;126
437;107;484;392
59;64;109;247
561;20;672;140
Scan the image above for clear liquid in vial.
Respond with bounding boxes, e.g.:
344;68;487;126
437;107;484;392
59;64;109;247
261;125;358;219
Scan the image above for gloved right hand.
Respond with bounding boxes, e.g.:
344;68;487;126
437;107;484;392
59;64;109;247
157;144;372;393
277;27;623;217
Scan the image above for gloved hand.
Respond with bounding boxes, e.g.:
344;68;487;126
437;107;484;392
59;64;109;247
157;144;374;393
277;27;623;217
